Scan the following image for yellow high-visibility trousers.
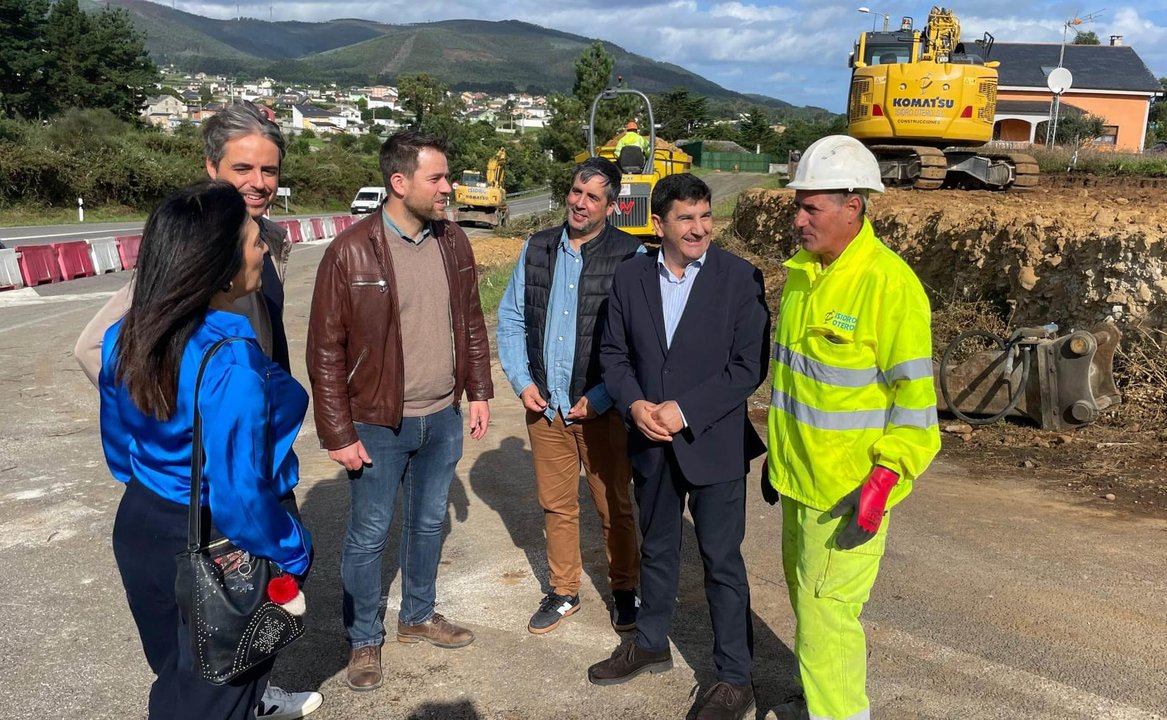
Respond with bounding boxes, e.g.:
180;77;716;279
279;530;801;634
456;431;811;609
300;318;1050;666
781;495;888;720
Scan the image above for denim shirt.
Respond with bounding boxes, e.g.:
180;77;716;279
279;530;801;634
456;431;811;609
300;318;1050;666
99;310;312;575
498;231;644;424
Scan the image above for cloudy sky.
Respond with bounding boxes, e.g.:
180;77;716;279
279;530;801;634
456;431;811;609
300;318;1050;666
172;0;1167;111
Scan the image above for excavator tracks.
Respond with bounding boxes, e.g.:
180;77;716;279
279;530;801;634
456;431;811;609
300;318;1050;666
983;149;1040;189
869;145;949;190
869;144;1039;191
914;146;949;190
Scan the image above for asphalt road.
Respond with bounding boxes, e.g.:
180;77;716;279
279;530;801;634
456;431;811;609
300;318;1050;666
0;172;754;249
0;192;554;249
0;209;1164;718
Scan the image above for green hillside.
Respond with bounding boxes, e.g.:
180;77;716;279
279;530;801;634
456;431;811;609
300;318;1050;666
299;20;741;98
94;1;808;111
80;0;259;63
92;0;392;63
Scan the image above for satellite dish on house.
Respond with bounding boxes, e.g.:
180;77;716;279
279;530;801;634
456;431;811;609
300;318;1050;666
1046;67;1073;94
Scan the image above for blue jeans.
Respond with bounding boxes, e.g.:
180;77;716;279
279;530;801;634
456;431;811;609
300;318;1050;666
341;405;464;649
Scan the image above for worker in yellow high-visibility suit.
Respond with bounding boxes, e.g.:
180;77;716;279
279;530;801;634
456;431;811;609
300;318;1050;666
764;135;940;720
613;121;649;156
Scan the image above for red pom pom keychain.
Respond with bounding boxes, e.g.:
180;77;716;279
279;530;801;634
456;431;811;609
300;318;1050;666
267;574;306;616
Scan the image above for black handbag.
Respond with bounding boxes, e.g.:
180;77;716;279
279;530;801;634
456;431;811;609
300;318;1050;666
174;337;305;685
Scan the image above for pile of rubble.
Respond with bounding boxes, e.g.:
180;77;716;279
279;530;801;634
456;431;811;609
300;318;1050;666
732;185;1167;334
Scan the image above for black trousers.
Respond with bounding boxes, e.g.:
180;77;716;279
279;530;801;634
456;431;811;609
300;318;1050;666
633;453;754;685
112;478;274;720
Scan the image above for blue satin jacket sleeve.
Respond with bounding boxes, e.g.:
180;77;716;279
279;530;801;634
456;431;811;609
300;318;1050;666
98;337;132;483
198;355;312;576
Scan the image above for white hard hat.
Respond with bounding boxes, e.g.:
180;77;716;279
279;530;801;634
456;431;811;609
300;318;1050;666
786;135;885;193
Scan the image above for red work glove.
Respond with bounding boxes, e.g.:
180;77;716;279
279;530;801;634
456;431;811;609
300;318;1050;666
829;466;899;549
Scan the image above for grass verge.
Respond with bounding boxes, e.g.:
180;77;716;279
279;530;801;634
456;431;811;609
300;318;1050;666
495;208;561;238
0;205;144;226
713;173;784;219
1031;146;1167;176
477;262;516;319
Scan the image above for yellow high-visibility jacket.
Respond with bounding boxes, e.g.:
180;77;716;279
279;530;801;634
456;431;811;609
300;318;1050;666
766;218;940;511
614;130;649;155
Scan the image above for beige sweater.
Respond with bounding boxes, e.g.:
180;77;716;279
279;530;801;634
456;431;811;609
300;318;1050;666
385;233;455;417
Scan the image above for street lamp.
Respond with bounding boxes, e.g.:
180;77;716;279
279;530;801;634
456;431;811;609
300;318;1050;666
858;6;890;32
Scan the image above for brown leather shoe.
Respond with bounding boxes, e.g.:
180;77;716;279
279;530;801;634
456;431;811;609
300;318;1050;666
695;681;755;720
587;642;673;685
396;612;475;648
346;645;382;691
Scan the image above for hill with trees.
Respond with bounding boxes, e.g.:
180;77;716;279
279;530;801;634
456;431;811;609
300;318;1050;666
81;1;829;117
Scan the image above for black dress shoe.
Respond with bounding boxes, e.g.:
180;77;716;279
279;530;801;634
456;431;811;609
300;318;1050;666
695;681;756;720
587;641;672;685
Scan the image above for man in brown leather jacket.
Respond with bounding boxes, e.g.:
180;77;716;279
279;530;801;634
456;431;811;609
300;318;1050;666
306;130;493;693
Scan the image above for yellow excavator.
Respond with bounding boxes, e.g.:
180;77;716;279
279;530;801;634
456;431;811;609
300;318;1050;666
453;147;509;228
574;86;691;239
847;6;1037;189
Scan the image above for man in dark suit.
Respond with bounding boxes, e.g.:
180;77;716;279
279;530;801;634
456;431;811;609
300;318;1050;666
588;173;770;720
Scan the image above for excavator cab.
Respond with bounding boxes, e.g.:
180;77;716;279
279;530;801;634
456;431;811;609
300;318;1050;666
846;6;1036;190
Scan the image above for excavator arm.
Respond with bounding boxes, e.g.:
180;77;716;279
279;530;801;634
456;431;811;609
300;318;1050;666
453;147;509;228
922;6;960;61
485;147;507;190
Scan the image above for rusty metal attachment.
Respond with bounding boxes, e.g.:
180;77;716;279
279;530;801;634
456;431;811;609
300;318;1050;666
935;324;1121;431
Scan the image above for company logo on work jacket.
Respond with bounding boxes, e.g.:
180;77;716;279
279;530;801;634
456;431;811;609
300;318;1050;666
823;310;857;332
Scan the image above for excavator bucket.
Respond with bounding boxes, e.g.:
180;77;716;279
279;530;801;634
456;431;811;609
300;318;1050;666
935;325;1121;431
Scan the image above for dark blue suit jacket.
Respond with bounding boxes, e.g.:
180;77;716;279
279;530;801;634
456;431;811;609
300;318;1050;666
600;244;770;484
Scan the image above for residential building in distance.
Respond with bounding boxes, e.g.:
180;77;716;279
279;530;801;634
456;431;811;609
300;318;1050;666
141;95;187;128
991;37;1164;151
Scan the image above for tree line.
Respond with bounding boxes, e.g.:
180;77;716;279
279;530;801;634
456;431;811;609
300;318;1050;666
537;42;845;198
0;0;158;121
0;3;847;214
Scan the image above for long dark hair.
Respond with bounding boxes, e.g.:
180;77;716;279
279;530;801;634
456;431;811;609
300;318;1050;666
114;182;247;420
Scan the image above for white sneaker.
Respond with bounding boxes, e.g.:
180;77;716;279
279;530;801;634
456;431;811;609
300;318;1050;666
256;685;323;720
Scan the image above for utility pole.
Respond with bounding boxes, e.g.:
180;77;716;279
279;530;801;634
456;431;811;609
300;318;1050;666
1046;10;1103;146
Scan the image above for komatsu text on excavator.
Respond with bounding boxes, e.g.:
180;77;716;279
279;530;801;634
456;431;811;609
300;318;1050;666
847;6;1038;189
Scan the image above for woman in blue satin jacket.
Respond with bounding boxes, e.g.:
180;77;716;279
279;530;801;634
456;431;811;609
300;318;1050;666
98;182;311;720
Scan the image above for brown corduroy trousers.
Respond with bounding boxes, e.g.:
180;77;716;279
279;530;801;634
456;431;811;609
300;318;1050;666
526;409;640;597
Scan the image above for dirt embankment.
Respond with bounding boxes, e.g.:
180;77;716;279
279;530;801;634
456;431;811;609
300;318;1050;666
732;185;1167;334
729;184;1167;517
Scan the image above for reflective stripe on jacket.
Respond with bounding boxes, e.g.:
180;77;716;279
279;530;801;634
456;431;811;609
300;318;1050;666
766;218;940;511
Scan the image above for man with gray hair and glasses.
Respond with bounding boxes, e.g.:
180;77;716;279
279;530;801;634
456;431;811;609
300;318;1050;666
74;100;322;720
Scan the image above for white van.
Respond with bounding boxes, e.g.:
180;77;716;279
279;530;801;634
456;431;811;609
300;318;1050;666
350;186;387;215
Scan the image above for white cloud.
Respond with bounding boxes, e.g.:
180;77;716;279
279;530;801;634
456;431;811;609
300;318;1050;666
709;2;795;23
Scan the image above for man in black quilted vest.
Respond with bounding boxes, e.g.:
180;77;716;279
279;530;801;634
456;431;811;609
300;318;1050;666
497;157;644;635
